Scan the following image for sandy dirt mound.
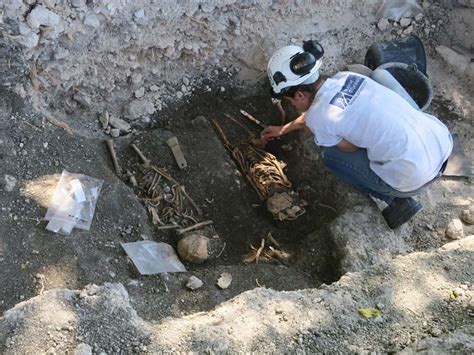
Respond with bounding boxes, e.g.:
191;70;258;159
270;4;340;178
1;237;472;353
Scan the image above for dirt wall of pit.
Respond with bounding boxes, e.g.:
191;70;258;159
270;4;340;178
1;0;385;133
2;1;472;134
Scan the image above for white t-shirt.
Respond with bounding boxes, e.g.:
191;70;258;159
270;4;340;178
305;71;453;192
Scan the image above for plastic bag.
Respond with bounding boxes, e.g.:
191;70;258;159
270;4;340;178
121;241;187;275
45;170;103;235
376;0;422;21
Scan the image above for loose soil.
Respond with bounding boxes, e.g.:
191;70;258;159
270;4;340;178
0;84;345;322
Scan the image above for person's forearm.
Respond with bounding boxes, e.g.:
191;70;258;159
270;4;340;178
280;113;307;135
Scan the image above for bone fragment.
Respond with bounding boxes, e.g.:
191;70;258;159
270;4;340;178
106;139;121;175
131;143;151;166
177;220;213;235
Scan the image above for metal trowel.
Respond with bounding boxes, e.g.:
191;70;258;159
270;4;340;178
166;136;187;169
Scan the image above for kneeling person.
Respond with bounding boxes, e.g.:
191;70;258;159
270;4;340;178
261;42;453;229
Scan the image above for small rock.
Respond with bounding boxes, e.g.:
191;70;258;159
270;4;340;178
430;327;442;337
453;287;465;298
150;85;159;92
110;128;120;138
54;47;70;60
377;18;389;31
461;207;474;224
131;73;143;85
123;100;155;120
134;9;145;20
109;115;131;132
74;343;93;355
399;17;412;27
3;175;17;192
73;93;92;109
21;31;39;49
43;142;48;149
217;272;232;289
415;13;424;22
71;0;86;7
403;25;414;35
192;116;207;126
445;219;464;240
98;111;109;129
84;14;101;28
183;77;190;86
186;276;203;290
134;87;145;98
220;87;225;92
27;6;61;30
176;91;183;99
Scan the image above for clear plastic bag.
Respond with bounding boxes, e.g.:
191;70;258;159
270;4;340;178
45;170;104;235
121;241;187;274
376;0;422;21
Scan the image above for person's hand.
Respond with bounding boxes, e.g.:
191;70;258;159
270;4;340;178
260;125;283;142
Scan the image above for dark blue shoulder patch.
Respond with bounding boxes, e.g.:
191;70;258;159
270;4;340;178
329;75;365;110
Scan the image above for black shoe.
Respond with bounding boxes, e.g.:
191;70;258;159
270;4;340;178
382;197;423;229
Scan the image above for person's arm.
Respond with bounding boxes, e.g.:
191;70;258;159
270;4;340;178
261;113;308;141
336;139;359;152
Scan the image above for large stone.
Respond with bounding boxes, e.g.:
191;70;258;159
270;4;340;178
329;204;409;273
123;100;155;120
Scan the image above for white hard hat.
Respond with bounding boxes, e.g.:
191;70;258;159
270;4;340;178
267;41;324;98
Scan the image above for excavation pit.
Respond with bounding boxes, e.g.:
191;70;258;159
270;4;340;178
114;91;345;320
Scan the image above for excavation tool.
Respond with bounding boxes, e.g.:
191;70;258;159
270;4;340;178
240;109;266;129
166;136;187;169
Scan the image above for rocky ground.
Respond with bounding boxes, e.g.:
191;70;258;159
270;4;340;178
0;0;473;353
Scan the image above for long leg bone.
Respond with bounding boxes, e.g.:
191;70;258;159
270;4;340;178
106;139;121;175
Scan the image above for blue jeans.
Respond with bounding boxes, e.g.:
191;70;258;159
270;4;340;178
322;147;425;204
